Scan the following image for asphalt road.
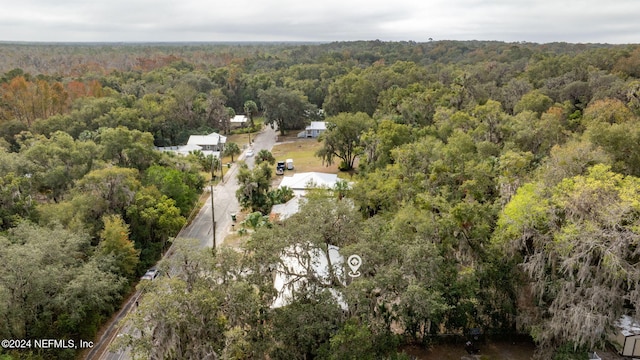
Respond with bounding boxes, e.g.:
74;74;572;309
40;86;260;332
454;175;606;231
93;125;278;360
182;124;277;248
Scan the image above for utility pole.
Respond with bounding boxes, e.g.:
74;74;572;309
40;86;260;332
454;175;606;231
211;155;216;254
211;182;216;252
220;154;224;183
219;138;224;183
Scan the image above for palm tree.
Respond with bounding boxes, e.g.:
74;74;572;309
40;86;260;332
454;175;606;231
255;149;276;165
223;142;241;162
244;100;258;128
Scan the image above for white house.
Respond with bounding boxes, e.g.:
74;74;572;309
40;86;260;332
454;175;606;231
299;121;327;138
156;131;226;157
186;132;227;152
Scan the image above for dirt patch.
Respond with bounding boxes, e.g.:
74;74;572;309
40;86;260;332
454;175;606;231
401;342;625;360
402;340;536;360
220;210;252;249
595;349;627;360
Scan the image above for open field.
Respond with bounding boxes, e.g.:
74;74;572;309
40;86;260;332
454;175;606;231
272;138;338;173
226;133;252;149
271;137;356;180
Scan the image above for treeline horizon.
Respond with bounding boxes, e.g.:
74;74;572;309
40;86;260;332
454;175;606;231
1;39;637;76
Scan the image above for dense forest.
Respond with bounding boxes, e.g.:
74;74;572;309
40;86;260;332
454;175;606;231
1;40;640;359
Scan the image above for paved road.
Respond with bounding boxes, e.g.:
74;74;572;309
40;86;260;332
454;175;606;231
244;124;278;170
182;124;277;248
93;125;278;360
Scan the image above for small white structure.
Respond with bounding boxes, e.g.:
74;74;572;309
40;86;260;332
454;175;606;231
230;115;249;127
300;121;327;138
286;158;294;170
279;172;339;196
611;315;640;357
272;244;346;310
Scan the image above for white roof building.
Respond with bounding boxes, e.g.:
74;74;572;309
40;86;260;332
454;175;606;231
299;121;327;138
270;196;302;221
157;132;226;157
230;115;249;124
186;132;227;151
307;121;327;131
279;172;339;196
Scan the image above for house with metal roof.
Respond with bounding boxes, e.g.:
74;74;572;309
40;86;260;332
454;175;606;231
230;115;249;128
298;121;327;138
278;172;339;196
156;131;226;157
186;132;226;152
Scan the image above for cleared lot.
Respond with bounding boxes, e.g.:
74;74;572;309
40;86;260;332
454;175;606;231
271;137;357;181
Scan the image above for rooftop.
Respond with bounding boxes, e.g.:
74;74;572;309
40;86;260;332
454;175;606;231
279;172;338;191
186;132;227;146
616;315;640;337
306;121;327;130
230;115;248;123
270;196;302;221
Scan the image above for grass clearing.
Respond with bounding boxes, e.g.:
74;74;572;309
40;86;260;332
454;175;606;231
271;138;355;180
272;139;337;173
226;133;252;149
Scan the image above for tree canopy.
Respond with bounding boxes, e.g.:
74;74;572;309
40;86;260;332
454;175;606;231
316;112;375;171
258;86;315;135
3;40;640;359
494;165;640;357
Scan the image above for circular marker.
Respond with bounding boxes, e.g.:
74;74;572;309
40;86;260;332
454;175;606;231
347;255;362;278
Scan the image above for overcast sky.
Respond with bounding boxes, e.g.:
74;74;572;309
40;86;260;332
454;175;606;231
0;0;638;44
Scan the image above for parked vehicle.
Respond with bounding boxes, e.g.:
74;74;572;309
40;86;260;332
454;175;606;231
276;161;285;175
286;158;294;170
141;268;160;281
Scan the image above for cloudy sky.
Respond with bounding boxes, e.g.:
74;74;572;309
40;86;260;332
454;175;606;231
0;0;638;44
